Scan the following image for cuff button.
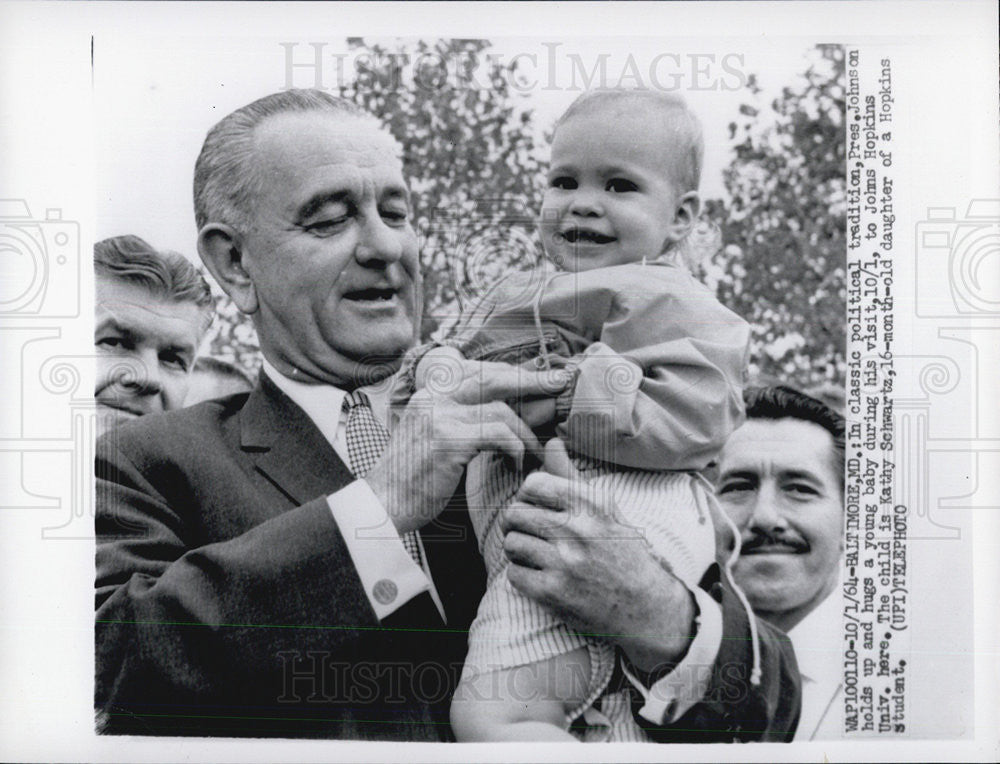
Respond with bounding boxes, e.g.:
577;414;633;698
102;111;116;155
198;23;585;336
372;579;398;604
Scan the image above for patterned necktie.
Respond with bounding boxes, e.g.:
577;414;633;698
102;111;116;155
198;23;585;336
342;391;424;569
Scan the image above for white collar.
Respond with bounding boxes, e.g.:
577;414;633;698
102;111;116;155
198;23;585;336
261;359;346;450
260;358;392;451
787;581;843;685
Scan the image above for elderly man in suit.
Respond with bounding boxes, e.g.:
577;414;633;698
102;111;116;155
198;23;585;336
95;89;799;741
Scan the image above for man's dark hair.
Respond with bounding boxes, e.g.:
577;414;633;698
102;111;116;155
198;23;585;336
94;235;214;332
744;385;846;489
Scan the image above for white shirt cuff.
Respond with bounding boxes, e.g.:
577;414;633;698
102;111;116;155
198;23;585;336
326;479;431;621
621;584;723;725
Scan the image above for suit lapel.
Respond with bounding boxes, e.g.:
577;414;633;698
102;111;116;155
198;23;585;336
239;374;485;628
240;374;355;505
420;485;485;627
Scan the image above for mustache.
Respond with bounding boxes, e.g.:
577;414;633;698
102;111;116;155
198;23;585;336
740;529;809;554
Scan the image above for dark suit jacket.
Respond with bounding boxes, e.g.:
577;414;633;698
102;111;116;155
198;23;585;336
95;375;800;740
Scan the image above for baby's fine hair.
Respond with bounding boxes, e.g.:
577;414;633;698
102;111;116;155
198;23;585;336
555;89;704;193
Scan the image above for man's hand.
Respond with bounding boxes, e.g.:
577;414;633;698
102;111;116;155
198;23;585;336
366;364;570;535
500;438;697;673
416;346;564;430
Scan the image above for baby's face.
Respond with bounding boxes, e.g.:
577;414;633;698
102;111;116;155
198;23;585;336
539;109;693;272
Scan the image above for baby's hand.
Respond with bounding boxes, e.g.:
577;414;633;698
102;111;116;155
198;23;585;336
517;397;558;430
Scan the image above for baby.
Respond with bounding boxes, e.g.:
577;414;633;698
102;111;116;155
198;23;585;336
396;90;751;741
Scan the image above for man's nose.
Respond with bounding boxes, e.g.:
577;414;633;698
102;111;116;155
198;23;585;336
746;485;786;532
355;214;404;265
111;350;163;396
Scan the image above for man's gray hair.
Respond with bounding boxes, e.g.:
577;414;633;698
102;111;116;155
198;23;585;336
95;235;214;333
193;89;383;232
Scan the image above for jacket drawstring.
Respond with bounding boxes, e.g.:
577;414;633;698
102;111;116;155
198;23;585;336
695;472;762;687
531;269;562;370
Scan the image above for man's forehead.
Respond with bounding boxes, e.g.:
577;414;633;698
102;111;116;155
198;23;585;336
96;278;203;349
253;111;402;174
721;418;837;474
249;111;409;219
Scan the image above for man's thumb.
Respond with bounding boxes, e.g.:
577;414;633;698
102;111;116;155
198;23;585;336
543;437;576;479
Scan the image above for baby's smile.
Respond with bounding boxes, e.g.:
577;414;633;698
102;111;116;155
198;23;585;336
558;226;617;245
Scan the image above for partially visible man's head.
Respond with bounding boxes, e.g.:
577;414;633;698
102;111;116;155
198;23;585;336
94;235;213;435
194;90;420;389
716;385;845;631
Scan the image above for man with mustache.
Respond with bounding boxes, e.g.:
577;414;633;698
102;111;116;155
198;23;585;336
95;89;799;741
94;235;214;436
715;385;845;740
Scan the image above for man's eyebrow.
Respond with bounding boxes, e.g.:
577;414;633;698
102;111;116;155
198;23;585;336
718;468;758;483
380;183;411;204
296;190;351;221
779;468;823;483
163;342;196;357
95;316;134;339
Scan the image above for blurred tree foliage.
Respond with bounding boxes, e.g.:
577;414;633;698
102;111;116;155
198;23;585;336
339;37;547;339
702;44;846;388
207;40;845;392
205;287;262;375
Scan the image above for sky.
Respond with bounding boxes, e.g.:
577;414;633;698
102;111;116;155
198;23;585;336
95;35;820;262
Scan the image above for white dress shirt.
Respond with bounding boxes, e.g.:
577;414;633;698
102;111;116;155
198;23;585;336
788;587;843;740
261;360;444;621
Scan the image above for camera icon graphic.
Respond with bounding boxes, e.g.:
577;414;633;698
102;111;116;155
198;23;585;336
914;199;1000;317
0;199;80;318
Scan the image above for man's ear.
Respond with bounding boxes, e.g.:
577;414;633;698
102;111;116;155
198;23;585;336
197;223;258;314
668;191;702;242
